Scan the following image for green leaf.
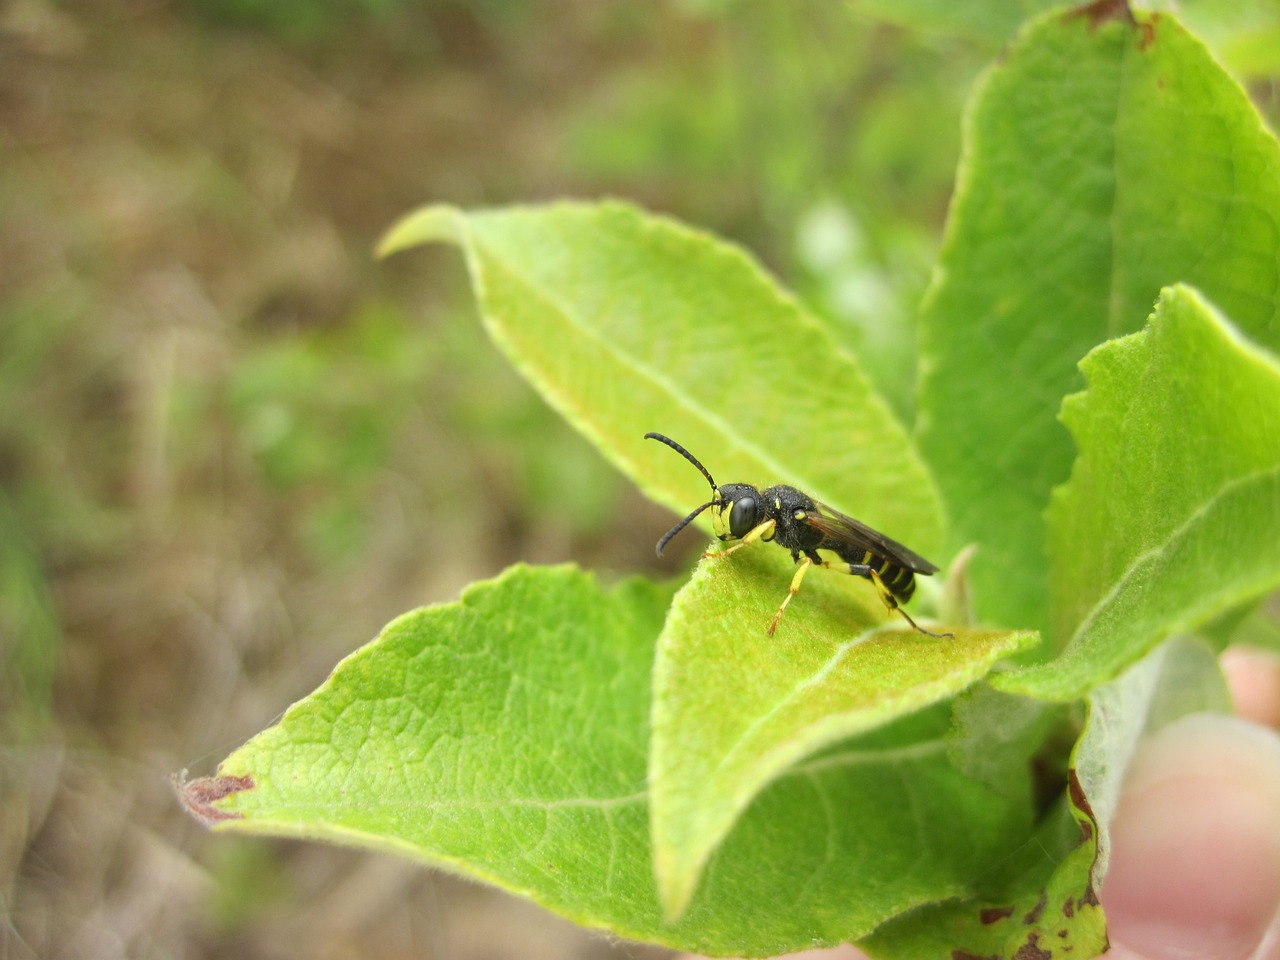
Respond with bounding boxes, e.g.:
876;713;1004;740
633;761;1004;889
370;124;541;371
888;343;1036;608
998;286;1280;701
1069;635;1230;882
860;676;1101;959
649;544;1037;917
916;6;1280;638
946;681;1066;809
862;830;1105;960
379;200;944;558
1172;0;1280;77
193;567;668;917
188;564;1032;956
864;635;1227;960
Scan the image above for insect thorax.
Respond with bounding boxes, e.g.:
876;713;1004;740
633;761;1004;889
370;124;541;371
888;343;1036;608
760;485;824;552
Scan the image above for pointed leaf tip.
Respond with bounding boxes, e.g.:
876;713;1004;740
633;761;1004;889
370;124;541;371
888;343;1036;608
389;200;944;556
376;203;465;258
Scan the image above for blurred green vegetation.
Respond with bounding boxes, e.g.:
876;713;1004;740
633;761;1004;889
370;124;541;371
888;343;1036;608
3;1;1277;958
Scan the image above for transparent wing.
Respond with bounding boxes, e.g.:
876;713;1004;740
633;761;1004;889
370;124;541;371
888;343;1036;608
803;503;940;574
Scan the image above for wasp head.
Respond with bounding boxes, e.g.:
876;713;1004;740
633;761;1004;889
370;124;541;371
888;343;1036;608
710;483;765;542
645;432;768;555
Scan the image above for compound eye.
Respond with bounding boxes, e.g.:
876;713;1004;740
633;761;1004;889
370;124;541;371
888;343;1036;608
729;496;757;539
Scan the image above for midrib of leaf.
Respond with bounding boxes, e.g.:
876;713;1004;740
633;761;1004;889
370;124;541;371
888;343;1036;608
710;629;879;778
918;10;1280;646
241;740;953;817
787;738;947;775
1069;463;1280;646
457;206;934;527
1001;463;1280;701
914;11;1132;635
1105;29;1129;340
711;633;982;784
274;793;650;812
464;232;733;458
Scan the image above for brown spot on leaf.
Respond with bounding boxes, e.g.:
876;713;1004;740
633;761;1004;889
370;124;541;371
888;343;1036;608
1139;14;1158;49
1067;768;1099;843
1065;0;1135;30
1063;896;1075;918
1066;768;1090;814
1014;932;1053;960
980;905;1016;925
952;952;1001;960
1081;881;1100;908
174;770;255;827
1023;889;1047;925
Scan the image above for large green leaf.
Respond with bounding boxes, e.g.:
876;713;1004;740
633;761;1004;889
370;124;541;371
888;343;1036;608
379;200;944;557
863;825;1104;960
649;544;1036;917
864;635;1228;960
916;5;1280;639
187;564;1033;957
999;286;1280;701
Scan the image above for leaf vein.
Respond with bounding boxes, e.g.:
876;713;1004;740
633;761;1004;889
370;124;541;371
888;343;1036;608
1067;462;1280;645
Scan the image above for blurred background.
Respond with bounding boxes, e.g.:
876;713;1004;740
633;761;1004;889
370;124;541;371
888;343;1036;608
1;2;1275;959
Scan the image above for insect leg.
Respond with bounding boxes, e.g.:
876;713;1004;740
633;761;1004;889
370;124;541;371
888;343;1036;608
811;558;953;638
867;568;954;639
702;518;776;560
767;555;812;636
816;559;900;616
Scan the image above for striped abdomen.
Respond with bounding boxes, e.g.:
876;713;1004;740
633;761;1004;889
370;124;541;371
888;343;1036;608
829;545;918;602
878;562;917;602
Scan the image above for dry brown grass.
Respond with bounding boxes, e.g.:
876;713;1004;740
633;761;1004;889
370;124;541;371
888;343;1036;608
0;3;682;957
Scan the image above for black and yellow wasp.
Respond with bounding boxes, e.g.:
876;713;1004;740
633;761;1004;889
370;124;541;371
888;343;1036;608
646;432;952;638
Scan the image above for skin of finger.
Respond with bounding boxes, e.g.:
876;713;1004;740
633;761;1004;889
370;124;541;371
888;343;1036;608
1221;645;1280;730
1100;714;1280;960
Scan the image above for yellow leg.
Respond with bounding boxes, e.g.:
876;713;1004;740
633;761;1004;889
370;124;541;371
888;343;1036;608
702;518;776;560
767;556;813;636
868;568;953;639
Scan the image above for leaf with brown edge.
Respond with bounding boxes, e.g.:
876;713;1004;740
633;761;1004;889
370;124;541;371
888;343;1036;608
176;772;254;827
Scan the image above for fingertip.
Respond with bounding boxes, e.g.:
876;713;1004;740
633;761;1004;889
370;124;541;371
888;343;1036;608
1221;645;1280;729
1102;714;1280;960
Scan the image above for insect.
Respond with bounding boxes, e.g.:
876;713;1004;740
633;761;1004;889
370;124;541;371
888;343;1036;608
645;432;952;638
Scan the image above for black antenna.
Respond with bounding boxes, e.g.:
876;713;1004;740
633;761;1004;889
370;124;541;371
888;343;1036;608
645;432;722;556
644;432;719;492
654;501;715;557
